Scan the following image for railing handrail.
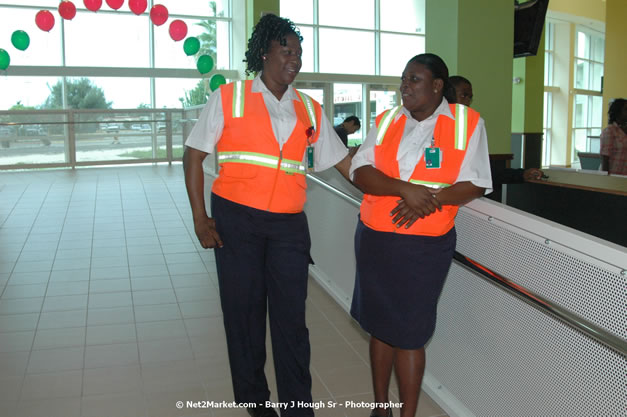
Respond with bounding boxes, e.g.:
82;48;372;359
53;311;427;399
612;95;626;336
305;173;627;356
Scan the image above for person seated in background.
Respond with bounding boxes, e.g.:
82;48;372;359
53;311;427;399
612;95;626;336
449;75;474;107
600;98;627;175
334;115;361;148
449;75;544;193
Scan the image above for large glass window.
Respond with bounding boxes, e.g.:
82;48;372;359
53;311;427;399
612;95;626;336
542;91;552;166
0;0;236;169
65;12;150;67
318;0;374;30
380;0;425;34
572;94;602;159
319;29;374;74
281;0;425;76
574;29;604;91
0;76;60;110
0;6;63;66
0;1;234;111
544;22;555;87
572;28;604;165
543;19;605;168
333;83;363;145
542;22;555;167
380;33;425;77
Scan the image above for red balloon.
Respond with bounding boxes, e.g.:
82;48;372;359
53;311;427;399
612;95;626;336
35;10;55;32
149;4;168;26
105;0;124;10
58;1;77;20
169;19;187;42
128;0;147;15
84;0;102;12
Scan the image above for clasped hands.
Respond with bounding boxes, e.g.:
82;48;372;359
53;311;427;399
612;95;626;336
390;184;442;229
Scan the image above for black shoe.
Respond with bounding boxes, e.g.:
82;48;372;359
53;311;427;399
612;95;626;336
247;405;279;417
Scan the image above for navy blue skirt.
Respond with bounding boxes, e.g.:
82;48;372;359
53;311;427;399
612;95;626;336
350;220;456;349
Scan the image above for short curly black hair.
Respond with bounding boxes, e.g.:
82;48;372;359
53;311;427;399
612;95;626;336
244;14;303;76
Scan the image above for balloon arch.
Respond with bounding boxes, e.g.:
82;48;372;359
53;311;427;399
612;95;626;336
1;1;226;91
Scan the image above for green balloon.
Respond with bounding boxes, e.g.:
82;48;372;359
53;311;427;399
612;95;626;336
196;55;214;75
209;74;227;91
11;30;30;51
183;37;200;56
0;49;10;70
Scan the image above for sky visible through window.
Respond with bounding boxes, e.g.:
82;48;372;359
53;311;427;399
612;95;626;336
0;1;229;110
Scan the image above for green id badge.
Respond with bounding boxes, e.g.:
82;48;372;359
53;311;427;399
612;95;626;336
306;146;314;172
425;147;441;169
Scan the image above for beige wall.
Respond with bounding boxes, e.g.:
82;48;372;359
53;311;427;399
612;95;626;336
602;0;627;126
548;0;606;22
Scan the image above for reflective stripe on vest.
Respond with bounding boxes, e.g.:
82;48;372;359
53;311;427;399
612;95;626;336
407;179;452;188
454;104;467;150
217;151;306;175
376;106;403;145
295;90;317;131
232;81;245;118
376;104;469;150
231;83;316;131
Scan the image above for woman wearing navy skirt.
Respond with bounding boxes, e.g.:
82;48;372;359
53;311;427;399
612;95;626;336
349;53;492;417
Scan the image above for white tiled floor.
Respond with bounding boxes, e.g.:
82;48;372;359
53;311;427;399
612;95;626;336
0;164;448;417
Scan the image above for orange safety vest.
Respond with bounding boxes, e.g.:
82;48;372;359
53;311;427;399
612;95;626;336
211;80;322;213
360;103;480;236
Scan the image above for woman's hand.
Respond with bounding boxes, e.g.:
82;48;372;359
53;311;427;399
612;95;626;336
193;216;223;249
523;168;544;181
390;184;441;228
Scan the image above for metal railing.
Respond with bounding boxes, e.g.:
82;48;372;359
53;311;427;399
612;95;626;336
0;107;203;170
305;173;627;356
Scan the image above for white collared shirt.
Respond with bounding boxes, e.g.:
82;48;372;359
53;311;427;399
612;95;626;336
185;74;347;172
350;98;493;193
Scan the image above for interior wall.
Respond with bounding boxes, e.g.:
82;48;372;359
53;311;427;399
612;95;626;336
548;0;606;22
602;0;627;124
426;0;514;154
247;0;280;44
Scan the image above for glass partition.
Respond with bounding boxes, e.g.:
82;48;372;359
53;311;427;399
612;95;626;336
0;109;184;169
64;12;150;68
369;89;398;128
333;83;363;146
0;112;68;165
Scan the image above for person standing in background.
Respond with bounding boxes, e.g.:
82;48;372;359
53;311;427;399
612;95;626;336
334;115;361;147
449;75;543;200
600;98;627;175
183;14;351;417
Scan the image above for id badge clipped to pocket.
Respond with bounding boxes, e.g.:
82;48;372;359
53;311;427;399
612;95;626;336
306;126;315;173
306;146;314;173
425;147;441;169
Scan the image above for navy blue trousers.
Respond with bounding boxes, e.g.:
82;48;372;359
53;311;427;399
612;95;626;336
210;193;314;417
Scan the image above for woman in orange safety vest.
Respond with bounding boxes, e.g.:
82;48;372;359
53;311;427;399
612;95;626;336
349;53;492;417
183;14;351;417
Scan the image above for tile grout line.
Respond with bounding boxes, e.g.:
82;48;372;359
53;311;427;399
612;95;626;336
16;177;71;408
0;183;35;299
78;170;99;414
163;171;221;404
136;166;193;413
117;168;150;416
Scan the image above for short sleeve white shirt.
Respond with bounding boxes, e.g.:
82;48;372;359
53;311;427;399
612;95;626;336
184;74;347;172
350;98;492;193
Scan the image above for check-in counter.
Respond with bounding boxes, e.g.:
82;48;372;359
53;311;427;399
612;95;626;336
504;168;627;247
